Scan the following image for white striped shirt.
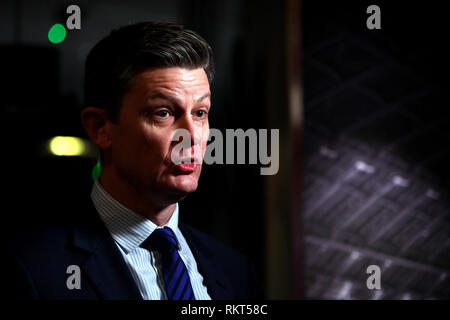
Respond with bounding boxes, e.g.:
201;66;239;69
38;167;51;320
90;179;211;300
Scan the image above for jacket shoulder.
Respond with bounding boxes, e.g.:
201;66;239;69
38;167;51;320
180;223;246;260
179;223;264;299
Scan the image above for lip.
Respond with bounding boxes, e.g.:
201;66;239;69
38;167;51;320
171;156;202;164
173;163;197;173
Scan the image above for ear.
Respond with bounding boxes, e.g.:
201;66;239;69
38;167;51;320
81;107;112;150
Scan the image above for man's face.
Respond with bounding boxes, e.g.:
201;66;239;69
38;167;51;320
108;67;211;202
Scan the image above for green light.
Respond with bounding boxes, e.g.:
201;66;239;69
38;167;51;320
48;23;67;44
48;136;86;156
91;154;102;181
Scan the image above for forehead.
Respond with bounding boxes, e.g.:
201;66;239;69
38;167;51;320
129;67;210;98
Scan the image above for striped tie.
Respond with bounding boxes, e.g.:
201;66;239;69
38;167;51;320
141;227;196;300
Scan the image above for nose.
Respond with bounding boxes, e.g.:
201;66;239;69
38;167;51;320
177;113;200;147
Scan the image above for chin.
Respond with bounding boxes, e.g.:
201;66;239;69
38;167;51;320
176;180;199;194
166;176;199;197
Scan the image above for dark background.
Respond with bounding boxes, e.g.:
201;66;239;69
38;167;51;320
2;0;449;300
302;1;450;299
1;0;292;298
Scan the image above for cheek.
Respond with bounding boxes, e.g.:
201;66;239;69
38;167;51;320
200;126;210;150
111;126;135;157
201;139;208;154
142;127;173;162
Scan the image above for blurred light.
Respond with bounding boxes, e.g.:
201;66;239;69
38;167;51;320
373;289;383;300
350;251;360;260
355;160;375;174
48;23;67;44
426;189;440;199
384;259;392;268
392;175;409;187
337;282;352;300
48;136;87;156
401;293;412;300
320;146;338;159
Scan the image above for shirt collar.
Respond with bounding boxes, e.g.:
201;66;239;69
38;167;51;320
90;179;179;254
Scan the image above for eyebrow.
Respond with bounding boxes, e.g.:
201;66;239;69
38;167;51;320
148;92;211;104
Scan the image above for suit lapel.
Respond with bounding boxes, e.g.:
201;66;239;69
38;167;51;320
69;197;233;300
179;224;234;300
71;202;142;300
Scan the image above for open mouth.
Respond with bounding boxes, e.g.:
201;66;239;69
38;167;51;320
168;156;201;173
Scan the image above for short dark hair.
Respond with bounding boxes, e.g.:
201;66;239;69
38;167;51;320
84;22;215;122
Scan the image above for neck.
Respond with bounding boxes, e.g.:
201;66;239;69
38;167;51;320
99;168;176;226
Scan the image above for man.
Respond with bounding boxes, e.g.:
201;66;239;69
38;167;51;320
9;22;262;300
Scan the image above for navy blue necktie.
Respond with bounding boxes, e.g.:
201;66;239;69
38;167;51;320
141;227;196;300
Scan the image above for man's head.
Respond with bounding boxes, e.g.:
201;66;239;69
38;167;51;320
81;22;214;209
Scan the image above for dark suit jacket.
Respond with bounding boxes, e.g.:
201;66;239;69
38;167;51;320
7;196;262;300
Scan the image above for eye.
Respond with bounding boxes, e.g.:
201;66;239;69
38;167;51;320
195;110;208;118
155;109;171;118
